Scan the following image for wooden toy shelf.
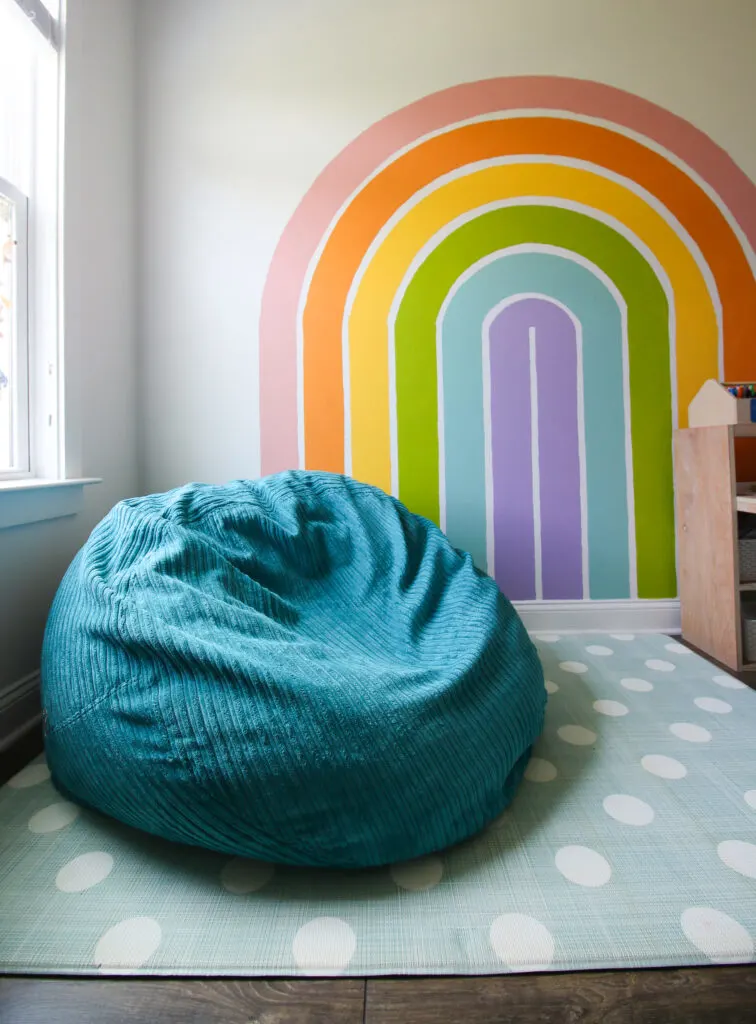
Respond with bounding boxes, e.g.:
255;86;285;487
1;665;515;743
674;423;756;671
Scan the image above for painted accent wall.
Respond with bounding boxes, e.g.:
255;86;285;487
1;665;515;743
136;0;756;611
258;77;756;602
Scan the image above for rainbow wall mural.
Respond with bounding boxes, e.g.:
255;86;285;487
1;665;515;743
259;76;756;603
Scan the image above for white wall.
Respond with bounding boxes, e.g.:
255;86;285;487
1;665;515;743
0;0;138;745
135;0;756;495
5;0;756;743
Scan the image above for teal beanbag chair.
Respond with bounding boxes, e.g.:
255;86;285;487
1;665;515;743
42;472;545;867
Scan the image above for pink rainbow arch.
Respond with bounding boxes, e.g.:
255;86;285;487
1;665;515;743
259;75;756;474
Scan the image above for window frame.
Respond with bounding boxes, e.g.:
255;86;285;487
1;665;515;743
0;174;31;480
0;0;101;526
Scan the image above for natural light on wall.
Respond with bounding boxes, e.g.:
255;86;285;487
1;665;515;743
0;0;60;480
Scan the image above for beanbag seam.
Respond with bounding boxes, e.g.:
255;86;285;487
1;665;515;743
44;672;144;737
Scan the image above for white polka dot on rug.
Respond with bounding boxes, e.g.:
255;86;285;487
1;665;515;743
292;917;356;973
646;659;676;672
220;857;275;894
545;679;559;694
717;840;756;879
610;634;635;641
593;700;629;717
555;845;611;887
745;790;756;810
489;913;555;971
56;852;114;893
665;641;691;654
681;907;754;963
533;633;560;642
621;677;654;692
585;645;613;656
28;802;79;834
390;856;443;891
669;722;712;743
641;754;687;779
524;757;558;783
712;674;747;690
559;661;588;675
603;794;655;826
557;724;597;746
94;917;162;969
694;697;732;714
7;763;50;789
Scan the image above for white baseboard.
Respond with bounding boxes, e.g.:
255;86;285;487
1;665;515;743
0;671;42;752
515;599;681;635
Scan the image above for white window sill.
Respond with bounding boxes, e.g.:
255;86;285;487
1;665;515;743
0;477;101;529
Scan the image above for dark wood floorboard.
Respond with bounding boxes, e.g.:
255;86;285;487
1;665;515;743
0;978;366;1024
364;968;756;1024
2;969;756;1024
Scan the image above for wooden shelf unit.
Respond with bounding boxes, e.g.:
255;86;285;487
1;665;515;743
674;424;756;672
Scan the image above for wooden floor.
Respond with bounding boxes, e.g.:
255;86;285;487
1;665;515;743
2;969;756;1024
2;655;755;1024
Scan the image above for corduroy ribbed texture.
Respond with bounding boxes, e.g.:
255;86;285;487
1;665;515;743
41;471;545;868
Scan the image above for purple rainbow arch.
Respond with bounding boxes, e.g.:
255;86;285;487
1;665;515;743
489;298;583;601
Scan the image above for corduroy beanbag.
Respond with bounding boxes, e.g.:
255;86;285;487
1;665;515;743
41;472;545;868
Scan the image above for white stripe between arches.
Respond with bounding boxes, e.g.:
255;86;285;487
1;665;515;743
529;325;543;601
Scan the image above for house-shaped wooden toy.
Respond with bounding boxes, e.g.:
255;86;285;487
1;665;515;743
688;379;756;428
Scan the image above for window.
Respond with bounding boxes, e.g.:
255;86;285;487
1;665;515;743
0;1;98;528
0;0;60;483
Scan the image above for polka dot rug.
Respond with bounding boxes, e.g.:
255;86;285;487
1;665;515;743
1;633;755;976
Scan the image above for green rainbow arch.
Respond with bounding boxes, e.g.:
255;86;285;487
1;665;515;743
393;204;675;599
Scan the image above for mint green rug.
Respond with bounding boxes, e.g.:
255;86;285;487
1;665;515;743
1;632;755;976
